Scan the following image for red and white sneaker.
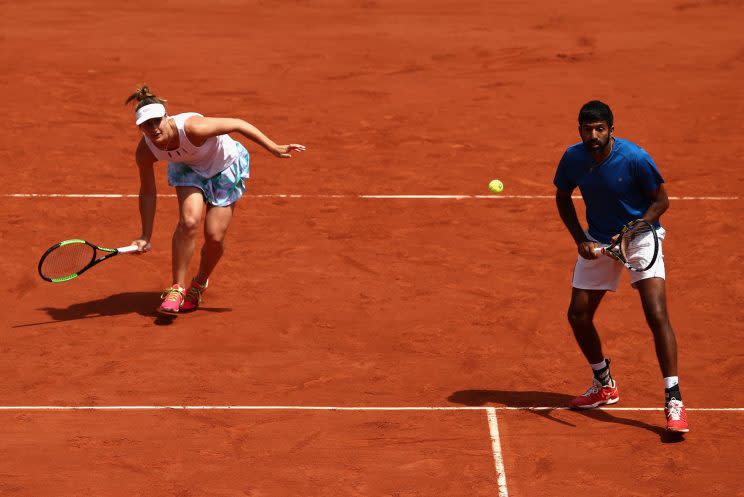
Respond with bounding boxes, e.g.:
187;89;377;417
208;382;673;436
158;284;185;315
181;278;208;312
665;399;690;433
570;378;620;409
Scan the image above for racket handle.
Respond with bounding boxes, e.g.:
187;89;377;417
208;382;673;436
117;244;141;254
593;247;606;254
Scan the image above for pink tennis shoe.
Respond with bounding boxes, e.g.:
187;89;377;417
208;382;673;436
181;278;208;312
158;284;185;315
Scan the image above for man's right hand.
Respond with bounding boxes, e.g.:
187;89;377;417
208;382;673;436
578;240;601;260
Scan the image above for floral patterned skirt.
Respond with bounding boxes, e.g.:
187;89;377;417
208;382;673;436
167;142;250;207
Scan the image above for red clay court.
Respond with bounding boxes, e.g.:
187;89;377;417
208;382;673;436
2;1;744;495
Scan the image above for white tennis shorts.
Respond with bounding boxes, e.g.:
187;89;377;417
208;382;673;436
572;227;666;291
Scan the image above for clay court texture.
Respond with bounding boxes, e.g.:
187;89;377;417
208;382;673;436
2;0;744;495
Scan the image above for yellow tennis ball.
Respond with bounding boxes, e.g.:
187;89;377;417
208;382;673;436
488;179;504;193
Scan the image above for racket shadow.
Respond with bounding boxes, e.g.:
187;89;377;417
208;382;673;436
13;291;232;327
448;389;682;443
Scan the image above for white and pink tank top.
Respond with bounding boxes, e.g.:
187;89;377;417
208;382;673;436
143;112;239;178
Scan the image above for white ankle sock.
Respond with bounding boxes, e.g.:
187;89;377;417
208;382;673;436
590;360;607;371
664;376;679;389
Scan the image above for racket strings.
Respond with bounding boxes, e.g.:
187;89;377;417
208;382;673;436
620;223;655;269
40;243;96;279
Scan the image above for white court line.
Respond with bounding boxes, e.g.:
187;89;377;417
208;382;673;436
1;403;737;495
2;193;740;200
0;405;741;411
487;408;509;497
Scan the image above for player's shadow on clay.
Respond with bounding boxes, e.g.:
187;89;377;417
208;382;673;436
13;291;231;328
448;389;684;444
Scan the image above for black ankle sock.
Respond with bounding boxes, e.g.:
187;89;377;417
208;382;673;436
665;385;682;403
593;362;613;386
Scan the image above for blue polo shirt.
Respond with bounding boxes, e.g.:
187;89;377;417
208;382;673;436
553;137;664;243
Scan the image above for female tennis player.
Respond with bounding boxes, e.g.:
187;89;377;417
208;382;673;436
126;85;305;315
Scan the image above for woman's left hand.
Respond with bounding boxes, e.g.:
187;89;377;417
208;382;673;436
272;144;306;158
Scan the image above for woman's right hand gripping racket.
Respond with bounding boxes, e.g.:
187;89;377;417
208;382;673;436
38;239;140;283
593;219;660;272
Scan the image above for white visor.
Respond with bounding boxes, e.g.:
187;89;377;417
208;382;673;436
135;103;166;125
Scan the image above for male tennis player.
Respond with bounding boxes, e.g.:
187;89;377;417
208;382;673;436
554;100;689;433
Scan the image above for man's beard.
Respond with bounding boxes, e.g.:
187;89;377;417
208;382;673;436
584;136;610;153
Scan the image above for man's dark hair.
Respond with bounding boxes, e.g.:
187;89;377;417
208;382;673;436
578;100;613;127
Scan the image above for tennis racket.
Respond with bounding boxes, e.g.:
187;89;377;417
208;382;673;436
38;239;140;283
593;219;659;272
